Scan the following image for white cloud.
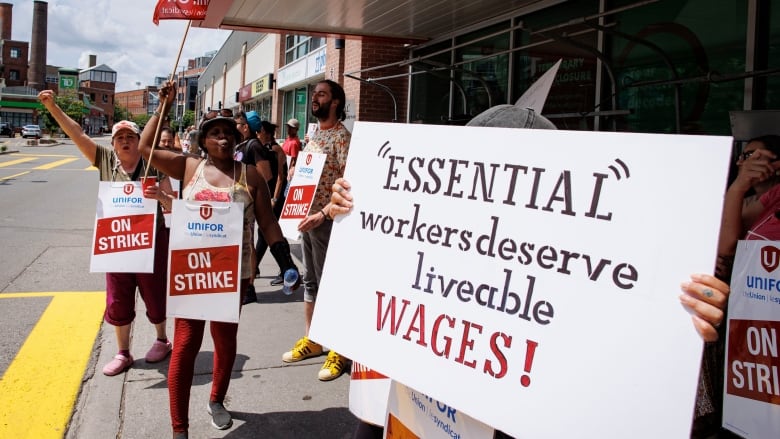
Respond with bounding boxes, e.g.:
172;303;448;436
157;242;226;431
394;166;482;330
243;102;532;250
4;0;230;91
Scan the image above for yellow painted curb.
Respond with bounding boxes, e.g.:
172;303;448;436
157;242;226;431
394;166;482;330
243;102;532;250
0;292;104;438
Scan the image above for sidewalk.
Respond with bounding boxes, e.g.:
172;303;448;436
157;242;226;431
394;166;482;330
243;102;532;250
66;242;358;439
0;136;67;154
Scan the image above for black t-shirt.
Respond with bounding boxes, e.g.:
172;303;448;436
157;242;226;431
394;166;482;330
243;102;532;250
241;138;278;191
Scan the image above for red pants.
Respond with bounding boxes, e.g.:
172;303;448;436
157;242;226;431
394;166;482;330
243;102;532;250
168;317;238;433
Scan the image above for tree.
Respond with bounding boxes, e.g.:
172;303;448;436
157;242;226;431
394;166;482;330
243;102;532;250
38;94;85;134
114;102;131;122
182;109;195;130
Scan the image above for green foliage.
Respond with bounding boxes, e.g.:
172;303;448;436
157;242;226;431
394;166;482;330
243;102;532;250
134;113;150;129
182;110;195;130
39;95;85;134
114;102;131;122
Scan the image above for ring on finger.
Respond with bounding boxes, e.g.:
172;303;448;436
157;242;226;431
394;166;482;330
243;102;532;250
703;288;714;298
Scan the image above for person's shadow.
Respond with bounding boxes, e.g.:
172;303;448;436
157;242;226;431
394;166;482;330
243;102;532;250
223;406;358;438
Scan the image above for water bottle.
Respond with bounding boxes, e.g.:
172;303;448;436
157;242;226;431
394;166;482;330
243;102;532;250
282;268;299;295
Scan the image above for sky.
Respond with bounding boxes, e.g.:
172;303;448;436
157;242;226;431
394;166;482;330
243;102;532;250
5;0;231;91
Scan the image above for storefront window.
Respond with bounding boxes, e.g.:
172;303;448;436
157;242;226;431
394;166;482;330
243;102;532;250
410;41;456;124
610;0;746;134
285;35;326;65
453;22;510;121
283;86;310;137
765;1;780;109
409;0;764;135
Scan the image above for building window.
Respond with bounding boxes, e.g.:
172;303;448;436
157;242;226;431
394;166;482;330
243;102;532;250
9;70;19;80
102;94;109;103
284;35;325;64
9;47;20;58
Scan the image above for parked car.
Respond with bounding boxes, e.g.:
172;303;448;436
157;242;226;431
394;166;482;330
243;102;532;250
0;123;12;137
21;125;41;138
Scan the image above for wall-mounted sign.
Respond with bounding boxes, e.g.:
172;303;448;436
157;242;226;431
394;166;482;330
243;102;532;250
239;83;252;102
59;75;78;91
251;73;274;97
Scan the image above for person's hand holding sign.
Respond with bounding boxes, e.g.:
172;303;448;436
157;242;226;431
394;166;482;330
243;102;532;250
679;274;729;342
330;178;353;217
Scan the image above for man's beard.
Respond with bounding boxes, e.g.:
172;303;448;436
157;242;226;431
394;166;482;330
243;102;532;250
312;99;331;119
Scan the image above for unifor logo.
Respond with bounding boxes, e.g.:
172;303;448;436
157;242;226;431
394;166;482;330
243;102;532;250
123;183;134;195
760;245;780;273
200;204;213;221
306;154;313;165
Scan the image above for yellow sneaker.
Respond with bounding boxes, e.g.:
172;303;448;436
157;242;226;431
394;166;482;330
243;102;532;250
282;336;323;363
318;351;348;381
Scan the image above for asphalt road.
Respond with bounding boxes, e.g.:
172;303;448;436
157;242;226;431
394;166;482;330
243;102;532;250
0;139;106;371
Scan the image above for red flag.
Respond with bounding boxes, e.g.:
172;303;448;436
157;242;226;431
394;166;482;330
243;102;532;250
152;0;210;25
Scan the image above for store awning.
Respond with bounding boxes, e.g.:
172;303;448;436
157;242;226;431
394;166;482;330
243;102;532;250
0;100;43;109
194;0;563;42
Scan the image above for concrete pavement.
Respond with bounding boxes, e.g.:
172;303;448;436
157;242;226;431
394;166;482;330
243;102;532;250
65;242;359;438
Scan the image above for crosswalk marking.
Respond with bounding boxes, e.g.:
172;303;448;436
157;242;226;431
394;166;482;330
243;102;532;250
11;153;79;158
0;171;30;181
0;157;37;168
33;157;79;170
0;292;104;439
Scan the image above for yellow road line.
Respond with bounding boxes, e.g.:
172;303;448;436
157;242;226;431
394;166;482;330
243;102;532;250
12;154;77;158
0;171;30;181
85;165;97;171
0;292;104;439
32;158;79;170
0;157;36;168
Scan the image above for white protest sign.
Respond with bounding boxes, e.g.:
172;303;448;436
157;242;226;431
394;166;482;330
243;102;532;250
723;240;780;438
515;59;561;113
90;181;157;273
310;121;732;438
167;200;243;323
278;152;327;239
350;362;392;426
384;381;494;439
306;123;319;141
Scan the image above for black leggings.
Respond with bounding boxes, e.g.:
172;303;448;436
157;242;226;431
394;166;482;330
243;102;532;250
255;189;286;274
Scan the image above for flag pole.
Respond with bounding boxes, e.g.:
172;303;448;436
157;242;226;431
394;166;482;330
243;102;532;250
144;20;191;179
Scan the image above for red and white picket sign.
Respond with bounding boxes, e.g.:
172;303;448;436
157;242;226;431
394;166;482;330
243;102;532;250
385;381;494;439
167;199;243;323
349;362;392;427
90;181;157;273
278;152;326;239
723;240;780;438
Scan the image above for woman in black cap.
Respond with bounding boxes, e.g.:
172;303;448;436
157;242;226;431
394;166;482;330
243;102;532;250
139;82;299;439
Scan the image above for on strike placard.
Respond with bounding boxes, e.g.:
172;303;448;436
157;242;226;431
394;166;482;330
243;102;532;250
723;240;780;438
167;200;243;323
310;121;732;438
278;152;326;239
90;181;157;273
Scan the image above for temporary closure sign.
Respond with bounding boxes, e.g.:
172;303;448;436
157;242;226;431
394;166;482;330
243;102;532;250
310;121;733;438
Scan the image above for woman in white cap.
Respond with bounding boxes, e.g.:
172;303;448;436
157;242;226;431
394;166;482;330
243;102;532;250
37;90;173;377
